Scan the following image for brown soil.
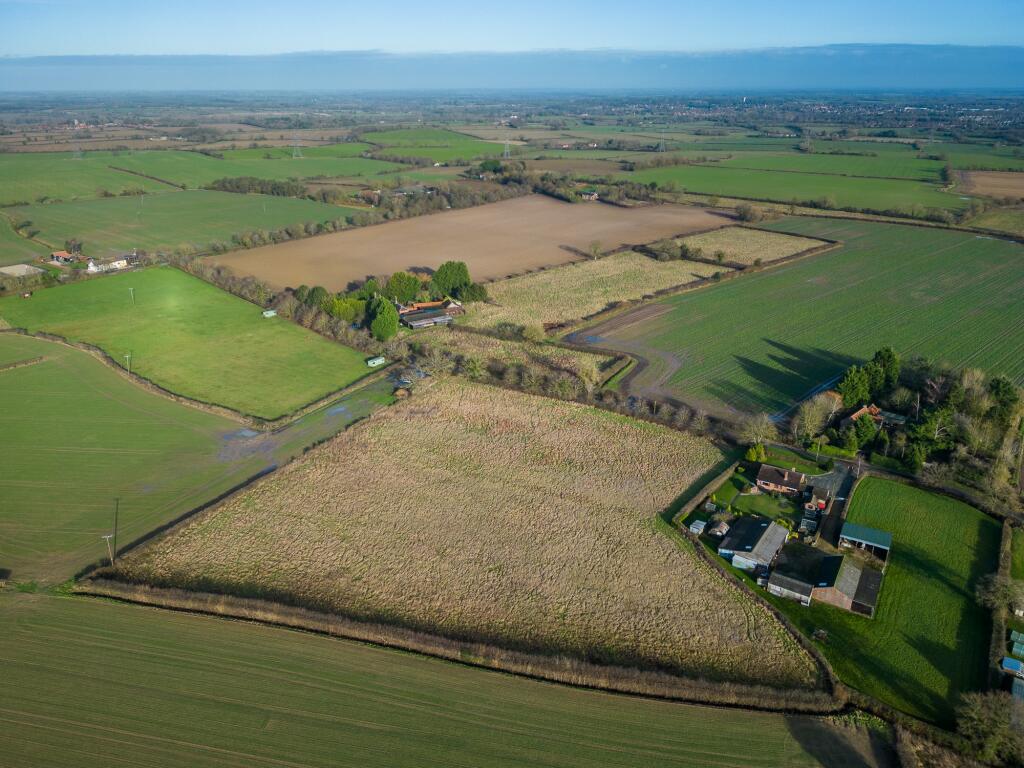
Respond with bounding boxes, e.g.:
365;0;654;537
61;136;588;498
210;195;728;291
960;171;1024;198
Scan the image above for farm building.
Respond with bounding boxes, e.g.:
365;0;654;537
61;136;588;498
400;307;454;329
767;546;883;617
767;571;813;606
50;250;78;264
0;263;44;278
839;521;893;562
755;464;806;496
689;519;707;535
717;516;788;571
579;188;600;201
1013;630;1024;644
841;403;907;429
1014;679;1024;703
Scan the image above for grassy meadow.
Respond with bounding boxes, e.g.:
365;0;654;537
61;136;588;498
0;333;393;583
710;152;945;182
0;267;371;418
770;478;1000;725
624;164;965;213
463;251;730;332
0;151;173;205
107;150;401;188
0;592;887;768
9;190;359;258
364;127;507;163
581;217;1024;415
113;378;820;690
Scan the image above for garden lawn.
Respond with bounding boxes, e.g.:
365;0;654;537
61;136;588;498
0;266;371;418
624;164;966;213
0;592;884;768
7;190;359;258
770;478;1000;725
582;217;1024;415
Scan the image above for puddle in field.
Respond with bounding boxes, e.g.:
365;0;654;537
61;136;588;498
217;428;274;462
326;404;350;416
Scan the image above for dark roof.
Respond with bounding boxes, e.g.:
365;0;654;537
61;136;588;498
834;558;863;599
719;516;787;564
768;571;812;597
756;464;805;489
853;567;883;609
814;555;844;588
840;522;893;550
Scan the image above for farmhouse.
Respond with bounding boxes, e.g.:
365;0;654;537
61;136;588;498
50;250;78;264
755;464;806;495
839;521;893;562
717;516;788;571
0;263;44;278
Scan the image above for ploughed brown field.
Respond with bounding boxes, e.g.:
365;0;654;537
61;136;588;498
210;195;728;291
960;170;1024;198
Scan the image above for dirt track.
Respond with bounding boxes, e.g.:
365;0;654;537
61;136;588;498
210;196;728;291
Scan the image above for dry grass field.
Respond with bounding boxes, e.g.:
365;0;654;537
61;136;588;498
960;170;1024;198
210;196;728;292
463;251;730;332
677;226;828;265
114;378;817;689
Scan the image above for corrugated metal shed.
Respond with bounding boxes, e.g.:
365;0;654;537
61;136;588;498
840;522;893;550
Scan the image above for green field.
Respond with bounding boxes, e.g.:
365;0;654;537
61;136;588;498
0;332;393;582
581;217;1024;415
0;152;173;205
710;152;944;182
0;591;887;768
364;127;506;163
0;267;372;418
770;478;1000;725
8;190;358;257
107;150;401;188
970;207;1024;237
0;148;402;205
0;215;50;266
624;164;965;212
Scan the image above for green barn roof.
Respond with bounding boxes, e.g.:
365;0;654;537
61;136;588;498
840;521;893;550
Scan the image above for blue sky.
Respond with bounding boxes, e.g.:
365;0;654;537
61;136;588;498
1;0;1022;56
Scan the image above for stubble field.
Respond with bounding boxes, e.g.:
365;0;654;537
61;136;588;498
211;196;729;292
113;378;818;689
463;250;730;333
676;226;828;265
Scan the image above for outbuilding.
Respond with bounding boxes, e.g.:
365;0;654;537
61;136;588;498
366;356;387;368
767;571;813;605
718;517;788;571
689;519;707;536
839;522;892;562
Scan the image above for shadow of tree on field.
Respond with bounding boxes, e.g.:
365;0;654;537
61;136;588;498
784;716;898;768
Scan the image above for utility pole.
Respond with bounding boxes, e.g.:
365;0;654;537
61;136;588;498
124;352;132;377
